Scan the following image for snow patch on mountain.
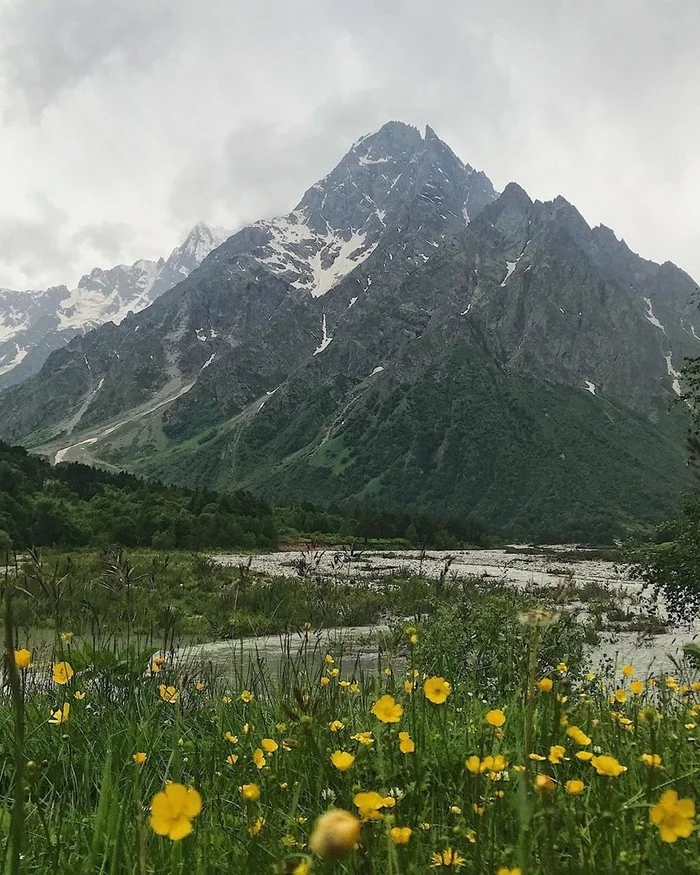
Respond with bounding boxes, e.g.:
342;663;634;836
643;297;666;332
313;314;333;355
664;353;682;396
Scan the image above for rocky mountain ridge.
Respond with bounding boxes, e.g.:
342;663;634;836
0;222;228;388
1;121;698;539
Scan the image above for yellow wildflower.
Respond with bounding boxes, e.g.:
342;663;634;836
567;726;591;746
252;748;266;769
640;753;663;769
548;745;567;764
353;791;391;820
324;654;335;665
565;779;585;795
261;738;278;753
73;690;86;700
149;783;201;841
320;676;331;687
398;731;415;754
423;676;452;704
576;751;594;761
240;784;260;801
224;732;238;744
49;703;70;724
158;684;179;704
466;755;482;774
248;816;264;836
485;709;506;728
371;694;403;723
14;649;31;670
330;751;356;772
650;790;695;843
52;662;74;685
240;690;254;703
622;664;634;677
590;755;627;776
534;774;556;792
226;754;239;765
536;678;553;693
430;848;465;868
390;826;412;844
132;752;147;765
329;720;344;732
556;662;568;674
309;809;361;859
351;731;374;746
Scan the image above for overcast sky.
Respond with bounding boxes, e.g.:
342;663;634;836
0;0;698;289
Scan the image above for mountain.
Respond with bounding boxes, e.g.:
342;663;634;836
0;222;228;389
1;121;698;540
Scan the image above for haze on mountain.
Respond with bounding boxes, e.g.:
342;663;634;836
0;121;697;542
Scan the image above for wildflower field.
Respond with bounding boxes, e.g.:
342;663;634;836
1;553;699;873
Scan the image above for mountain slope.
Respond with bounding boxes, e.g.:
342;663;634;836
1;121;698;539
0;223;228;389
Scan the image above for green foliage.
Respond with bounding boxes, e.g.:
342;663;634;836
0;442;277;550
419;586;590;695
626;499;700;623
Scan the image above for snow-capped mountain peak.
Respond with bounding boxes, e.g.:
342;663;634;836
0;222;230;388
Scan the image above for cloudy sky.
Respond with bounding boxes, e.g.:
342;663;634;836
0;0;698;289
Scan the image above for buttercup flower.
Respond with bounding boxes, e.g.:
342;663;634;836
536;678;553;693
576;751;594;762
485;709;506;728
534;774;556;792
612;689;627;704
224;732;238;744
240;690;254;703
73;690;86;700
371;694;403;723
430;848;465;868
590;755;627;777
49;703;70;724
331;751;355;772
548;745;567;764
424;676;452;704
240;784;260;802
353;791;392;820
261;738;278;753
158;684;179;704
498;869;522;875
640;753;663;769
324;654;335;665
309;809;361;859
466;755;482;774
351;731;374;746
398;731;415;754
556;662;568;674
248;816;264;836
390;826;412;844
14;649;31;670
60;631;74;643
565;779;585;795
320;677;331;687
566;726;591;747
132;752;147;765
253;748;266;769
52;662;74;685
622;664;634;677
226;754;239;765
329;720;344;732
650;790;695;842
150;783;202;840
567;726;591;746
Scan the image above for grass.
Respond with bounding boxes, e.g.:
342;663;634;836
1;553;699;873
